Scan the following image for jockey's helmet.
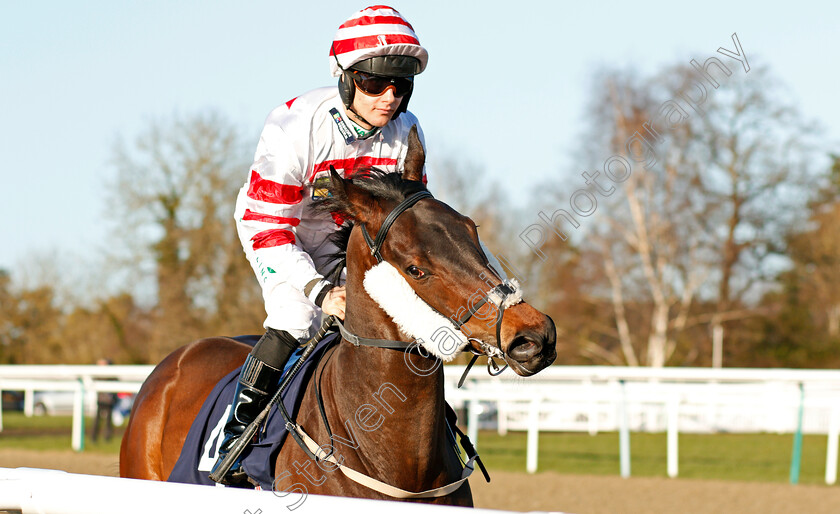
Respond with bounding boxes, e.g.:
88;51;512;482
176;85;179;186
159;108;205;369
330;6;428;120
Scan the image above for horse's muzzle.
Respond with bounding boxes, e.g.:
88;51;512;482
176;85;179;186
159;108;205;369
504;312;557;376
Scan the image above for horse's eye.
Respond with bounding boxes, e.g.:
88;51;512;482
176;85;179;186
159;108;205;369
406;265;425;279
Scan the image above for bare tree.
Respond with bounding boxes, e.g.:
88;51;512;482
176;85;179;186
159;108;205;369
430;156;514;254
107;112;262;361
670;67;819;311
666;66;819;364
556;63;817;367
564;69;711;366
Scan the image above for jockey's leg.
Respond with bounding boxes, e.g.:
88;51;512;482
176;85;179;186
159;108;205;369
210;328;297;486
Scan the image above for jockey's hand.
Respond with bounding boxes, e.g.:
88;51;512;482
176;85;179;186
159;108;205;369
321;286;346;320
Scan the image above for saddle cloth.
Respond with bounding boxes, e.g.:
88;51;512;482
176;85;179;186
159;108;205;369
166;333;339;489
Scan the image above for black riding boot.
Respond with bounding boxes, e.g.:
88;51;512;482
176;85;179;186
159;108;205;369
209;328;298;486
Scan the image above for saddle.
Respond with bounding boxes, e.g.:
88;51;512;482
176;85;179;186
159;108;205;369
167;333;339;489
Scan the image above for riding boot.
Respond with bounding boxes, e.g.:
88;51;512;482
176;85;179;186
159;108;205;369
209;328;299;486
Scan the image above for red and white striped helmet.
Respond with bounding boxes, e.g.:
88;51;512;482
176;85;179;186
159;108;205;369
329;6;428;77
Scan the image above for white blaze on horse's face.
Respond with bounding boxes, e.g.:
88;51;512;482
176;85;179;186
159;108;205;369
363;261;469;362
363;261;525;362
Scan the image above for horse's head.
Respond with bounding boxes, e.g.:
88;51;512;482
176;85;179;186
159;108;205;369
321;127;556;376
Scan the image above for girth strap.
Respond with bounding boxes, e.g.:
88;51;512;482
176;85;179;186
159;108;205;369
287;422;476;499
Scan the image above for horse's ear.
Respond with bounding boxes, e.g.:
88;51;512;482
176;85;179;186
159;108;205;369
329;166;376;222
328;166;347;201
402;125;425;182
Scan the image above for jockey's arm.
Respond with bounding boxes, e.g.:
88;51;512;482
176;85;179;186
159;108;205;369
233;123;334;339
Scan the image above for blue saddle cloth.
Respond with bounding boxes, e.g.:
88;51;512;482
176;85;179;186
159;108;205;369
166;333;339;489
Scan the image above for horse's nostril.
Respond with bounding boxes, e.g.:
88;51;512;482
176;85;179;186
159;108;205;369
515;340;537;353
508;335;543;362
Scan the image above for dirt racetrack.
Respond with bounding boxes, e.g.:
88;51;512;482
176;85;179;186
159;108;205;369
2;448;840;513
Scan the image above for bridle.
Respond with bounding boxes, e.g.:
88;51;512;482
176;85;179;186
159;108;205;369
450;278;520;386
280;184;522;496
359;190;432;263
335;185;522;381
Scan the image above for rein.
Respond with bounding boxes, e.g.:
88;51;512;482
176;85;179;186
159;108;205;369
283;341;484;499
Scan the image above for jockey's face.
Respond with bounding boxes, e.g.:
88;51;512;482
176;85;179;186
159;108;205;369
350;85;403;128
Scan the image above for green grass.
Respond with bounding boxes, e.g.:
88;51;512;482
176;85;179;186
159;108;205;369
1;413;833;485
0;412;124;453
473;430;833;485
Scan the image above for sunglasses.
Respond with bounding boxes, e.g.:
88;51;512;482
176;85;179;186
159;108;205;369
350;71;413;98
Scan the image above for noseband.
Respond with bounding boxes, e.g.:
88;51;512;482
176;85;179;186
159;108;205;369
451;278;519;382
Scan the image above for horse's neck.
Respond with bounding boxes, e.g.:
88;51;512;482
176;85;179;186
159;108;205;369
325;342;449;481
329;326;447;432
325;296;451;481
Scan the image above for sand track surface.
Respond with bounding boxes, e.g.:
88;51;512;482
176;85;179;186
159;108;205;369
2;449;839;513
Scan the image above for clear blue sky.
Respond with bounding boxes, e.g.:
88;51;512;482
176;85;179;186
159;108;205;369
2;0;838;285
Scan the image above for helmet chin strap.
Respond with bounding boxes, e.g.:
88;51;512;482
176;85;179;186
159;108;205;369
346;104;376;132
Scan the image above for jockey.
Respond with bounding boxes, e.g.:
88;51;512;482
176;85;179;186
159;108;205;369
211;5;429;485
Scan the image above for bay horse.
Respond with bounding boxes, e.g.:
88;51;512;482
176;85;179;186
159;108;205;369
120;128;557;507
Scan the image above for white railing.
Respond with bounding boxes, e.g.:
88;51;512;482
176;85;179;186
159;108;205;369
0;365;150;450
0;365;154;380
3;364;840;484
444;365;840;484
0;467;531;514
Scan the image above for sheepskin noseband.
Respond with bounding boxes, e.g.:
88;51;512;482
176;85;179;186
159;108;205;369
363;262;468;361
363;261;523;362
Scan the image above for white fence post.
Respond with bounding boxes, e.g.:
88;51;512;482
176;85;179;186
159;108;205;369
71;379;84;451
618;379;631;478
667;394;679;478
467;398;479;449
526;397;540;474
23;388;34;417
498;400;508;436
586;377;598;435
826;405;839;485
7;364;840;478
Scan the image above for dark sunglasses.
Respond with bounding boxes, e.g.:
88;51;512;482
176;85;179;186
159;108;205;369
350;71;413;97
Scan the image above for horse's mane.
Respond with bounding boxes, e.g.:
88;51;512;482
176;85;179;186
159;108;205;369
316;168;428;261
